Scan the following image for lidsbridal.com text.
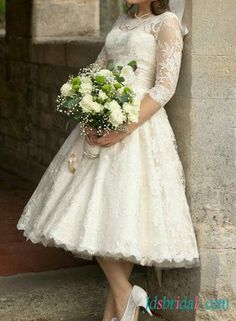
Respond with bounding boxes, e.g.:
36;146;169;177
142;295;230;312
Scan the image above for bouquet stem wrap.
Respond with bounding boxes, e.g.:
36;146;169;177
83;141;101;159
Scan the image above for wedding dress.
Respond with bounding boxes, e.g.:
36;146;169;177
17;11;200;270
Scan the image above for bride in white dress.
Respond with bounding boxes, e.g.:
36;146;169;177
17;0;200;320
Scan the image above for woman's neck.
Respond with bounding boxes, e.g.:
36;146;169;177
137;2;151;16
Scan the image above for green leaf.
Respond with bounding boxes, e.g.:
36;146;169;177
106;61;115;71
128;60;137;71
116;76;125;83
65;98;79;109
118;93;130;104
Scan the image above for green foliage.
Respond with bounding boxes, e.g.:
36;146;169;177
128;60;137;71
106;61;115;71
115;75;125;83
0;0;5;15
117;93;130;104
56;59;139;133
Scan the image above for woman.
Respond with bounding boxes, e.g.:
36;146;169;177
17;1;200;321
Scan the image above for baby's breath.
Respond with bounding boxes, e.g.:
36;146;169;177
56;61;140;135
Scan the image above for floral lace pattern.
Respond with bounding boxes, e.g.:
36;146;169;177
16;11;200;270
147;13;183;106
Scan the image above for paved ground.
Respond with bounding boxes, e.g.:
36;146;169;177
0;168;89;276
0;265;164;321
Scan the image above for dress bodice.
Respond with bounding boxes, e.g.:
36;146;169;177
95;11;184;108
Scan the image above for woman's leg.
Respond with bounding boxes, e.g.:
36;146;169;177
96;257;134;321
102;261;135;320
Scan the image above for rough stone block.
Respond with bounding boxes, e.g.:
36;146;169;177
39;112;53;130
36;89;50;111
65;37;104;68
192;0;236;56
6;0;32;38
30;41;66;66
191;55;236;99
31;0;99;38
196;224;236;249
38;65;56;89
31;127;46;147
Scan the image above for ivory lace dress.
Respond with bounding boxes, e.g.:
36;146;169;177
17;11;200;269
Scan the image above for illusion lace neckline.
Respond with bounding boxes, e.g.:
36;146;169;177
116;12;163;32
123;12;156;21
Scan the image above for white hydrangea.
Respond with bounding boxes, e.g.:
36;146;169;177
120;65;135;86
79;77;93;95
123;99;140;123
117;87;125;95
80;94;103;113
96;69;114;78
95;69;115;84
60;82;73;97
98;90;108;101
105;100;122;111
105;100;126;127
91;101;104;113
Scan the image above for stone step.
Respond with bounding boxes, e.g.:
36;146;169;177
0;264;156;321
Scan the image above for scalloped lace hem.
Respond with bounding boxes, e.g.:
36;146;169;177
17;225;200;270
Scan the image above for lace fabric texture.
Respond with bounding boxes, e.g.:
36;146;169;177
17;11;200;269
95;11;183;107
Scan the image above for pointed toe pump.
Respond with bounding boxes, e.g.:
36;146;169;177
120;284;153;321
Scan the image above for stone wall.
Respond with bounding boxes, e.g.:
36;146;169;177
0;0;104;182
32;0;99;38
0;39;105;183
100;0;123;36
190;0;236;320
147;1;236;321
0;0;235;320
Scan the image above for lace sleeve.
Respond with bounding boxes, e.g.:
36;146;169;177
146;12;184;107
94;44;107;68
94;14;123;69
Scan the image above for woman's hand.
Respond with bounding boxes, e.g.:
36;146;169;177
92;130;129;147
85;124;132;147
84;125;98;145
84;93;162;148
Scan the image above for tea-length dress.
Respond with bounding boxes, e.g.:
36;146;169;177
17;11;200;269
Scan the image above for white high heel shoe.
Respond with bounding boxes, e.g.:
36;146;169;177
120;285;153;321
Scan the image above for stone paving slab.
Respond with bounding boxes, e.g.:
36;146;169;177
0;264;155;321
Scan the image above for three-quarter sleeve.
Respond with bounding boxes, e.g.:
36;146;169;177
146;12;184;107
94;44;108;68
94;14;123;69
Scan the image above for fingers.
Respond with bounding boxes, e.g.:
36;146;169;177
85;129;126;147
95;136;108;144
85;131;99;145
84;125;97;136
84;126;100;145
85;134;93;145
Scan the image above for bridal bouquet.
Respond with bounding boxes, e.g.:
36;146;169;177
56;60;140;172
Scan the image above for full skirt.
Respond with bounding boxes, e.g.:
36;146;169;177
17;99;200;269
